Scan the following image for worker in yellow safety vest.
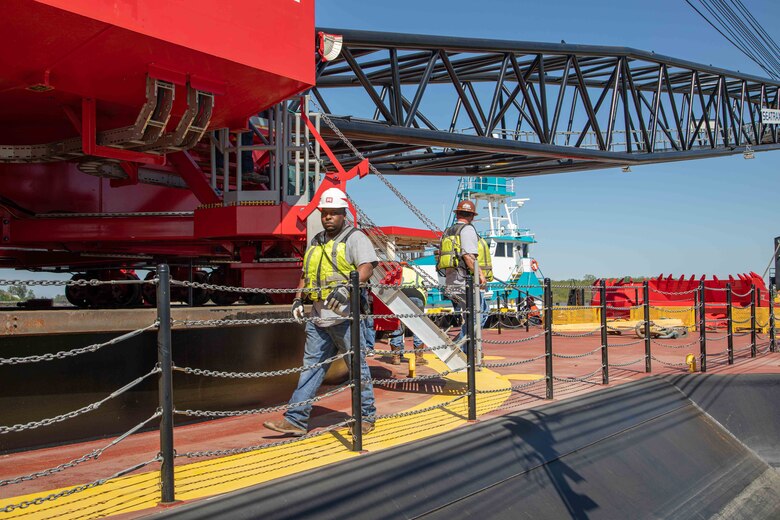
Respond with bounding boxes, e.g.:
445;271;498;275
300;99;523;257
388;265;429;366
436;199;493;353
264;187;378;437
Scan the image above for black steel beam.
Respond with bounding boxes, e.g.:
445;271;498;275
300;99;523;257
312;28;780;177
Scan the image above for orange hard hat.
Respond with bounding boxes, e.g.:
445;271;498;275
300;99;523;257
454;199;478;215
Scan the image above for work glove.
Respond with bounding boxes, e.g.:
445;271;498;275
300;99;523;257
291;298;305;321
324;286;350;311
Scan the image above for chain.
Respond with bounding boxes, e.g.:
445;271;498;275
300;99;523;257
346;197;443;293
173;352;350;380
549;284;595;289
0;322;159;366
651;287;699;295
0;411;160;487
489;282;541;289
605;304;643;310
366;282;456;291
172;279;312;294
181;418;355;458
481;353;548;368
552;368;602;383
174;315;335;328
478;331;547;344
373;343;453;355
476;377;547;394
372;367;467;385
733;331;752;336
0;277;155;287
703;286;730;292
609;339;646;347
652;338;700;349
371;394;467;420
731;289;754;297
552;346;601;359
0;367;160;434
175;383;353;418
648;305;697;313
731;317;752;324
649;355;689;367
313;104;441;233
608;356;647;367
0;455;160;513
552;329;600;338
362;312;465;321
706;335;729;342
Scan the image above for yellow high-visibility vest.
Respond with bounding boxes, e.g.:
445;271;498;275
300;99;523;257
302;228;358;301
401;266;428;305
436;223;494;281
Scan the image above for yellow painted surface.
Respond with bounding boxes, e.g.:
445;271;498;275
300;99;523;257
482;355;505;360
0;355;514;519
630;307;696;329
552;318;682;332
550;306;600;325
504;373;545;381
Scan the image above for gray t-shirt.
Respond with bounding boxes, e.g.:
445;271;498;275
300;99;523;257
444;222;479;295
310;225;379;327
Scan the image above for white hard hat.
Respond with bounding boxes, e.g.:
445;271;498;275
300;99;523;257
318;187;349;209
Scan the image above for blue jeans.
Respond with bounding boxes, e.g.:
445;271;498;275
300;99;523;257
284;320;376;429
362;316;376;351
389;296;424;354
454;292;489;355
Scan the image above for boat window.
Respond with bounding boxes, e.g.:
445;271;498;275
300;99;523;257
495;242;505;257
521;244;529;258
506;243;514;257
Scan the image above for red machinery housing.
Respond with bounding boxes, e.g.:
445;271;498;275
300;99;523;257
0;0;318;306
591;273;770;321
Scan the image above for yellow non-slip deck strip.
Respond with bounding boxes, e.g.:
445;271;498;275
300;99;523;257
1;357;513;520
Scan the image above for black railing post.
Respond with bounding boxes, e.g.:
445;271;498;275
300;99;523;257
156;264;175;504
544;278;553;399
496;293;502;335
770;285;776;353
466;276;477;421
600;280;609;385
643;281;651;373
699;281;707;373
726;283;734;365
750;284;757;358
349;271;363;451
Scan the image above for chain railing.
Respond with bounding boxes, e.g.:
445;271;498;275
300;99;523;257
2;267;777;516
0;269;172;513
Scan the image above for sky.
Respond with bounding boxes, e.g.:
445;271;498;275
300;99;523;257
316;0;780;280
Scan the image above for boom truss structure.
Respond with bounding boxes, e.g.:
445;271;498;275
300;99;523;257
312;28;780;176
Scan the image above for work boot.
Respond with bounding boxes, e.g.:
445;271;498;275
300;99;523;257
390;344;402;365
263;418;306;436
416;353;428;365
361;421;375;435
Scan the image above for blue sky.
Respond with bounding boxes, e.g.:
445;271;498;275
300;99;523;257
316;0;780;280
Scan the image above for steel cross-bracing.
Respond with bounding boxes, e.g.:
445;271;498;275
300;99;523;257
311;28;780;177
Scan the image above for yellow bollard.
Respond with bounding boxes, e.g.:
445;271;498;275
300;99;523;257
407;352;416;378
685;353;697;373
